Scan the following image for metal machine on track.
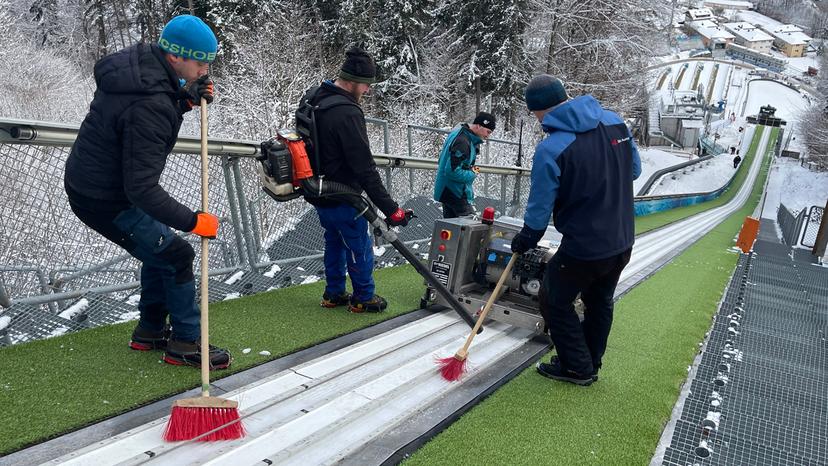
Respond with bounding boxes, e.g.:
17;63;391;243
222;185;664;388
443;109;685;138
422;215;559;334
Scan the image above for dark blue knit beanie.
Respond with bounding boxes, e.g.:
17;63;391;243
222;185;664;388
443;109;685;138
159;15;218;63
525;75;568;111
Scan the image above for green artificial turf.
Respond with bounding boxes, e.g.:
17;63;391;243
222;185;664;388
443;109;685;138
634;125;765;235
0;265;424;455
404;128;776;466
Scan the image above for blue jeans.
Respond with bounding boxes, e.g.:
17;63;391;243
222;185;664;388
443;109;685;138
315;205;375;301
68;201;200;341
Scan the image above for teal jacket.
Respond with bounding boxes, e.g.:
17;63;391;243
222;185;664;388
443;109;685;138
433;124;482;203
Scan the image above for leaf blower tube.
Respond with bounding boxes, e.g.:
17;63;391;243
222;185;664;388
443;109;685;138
258;131;477;330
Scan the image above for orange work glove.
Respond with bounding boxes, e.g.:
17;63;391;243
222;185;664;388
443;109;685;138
191;211;219;239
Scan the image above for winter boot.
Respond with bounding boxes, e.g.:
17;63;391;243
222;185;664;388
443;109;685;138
163;340;232;370
321;291;352;308
536;357;594;386
129;324;171;351
549;355;599;382
349;294;388;313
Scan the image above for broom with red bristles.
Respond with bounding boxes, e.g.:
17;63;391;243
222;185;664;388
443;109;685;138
437;253;518;381
163;96;244;442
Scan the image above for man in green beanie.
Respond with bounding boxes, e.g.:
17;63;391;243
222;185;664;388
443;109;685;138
64;14;231;369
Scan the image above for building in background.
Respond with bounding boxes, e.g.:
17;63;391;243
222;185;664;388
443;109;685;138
764;24;811;57
703;0;754;10
689;20;736;51
723;22;774;53
685;8;714;23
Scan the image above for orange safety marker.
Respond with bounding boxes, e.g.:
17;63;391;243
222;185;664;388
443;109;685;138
735;216;760;253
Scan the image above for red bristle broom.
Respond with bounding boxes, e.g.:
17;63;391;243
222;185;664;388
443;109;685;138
163;97;244;442
437;253;517;381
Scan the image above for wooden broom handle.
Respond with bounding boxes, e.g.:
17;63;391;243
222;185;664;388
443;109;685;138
199;98;210;396
457;254;518;356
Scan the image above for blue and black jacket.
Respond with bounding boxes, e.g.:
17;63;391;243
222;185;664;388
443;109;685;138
433;124;482;204
524;95;641;260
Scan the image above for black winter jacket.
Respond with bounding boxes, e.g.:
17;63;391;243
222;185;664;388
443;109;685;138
64;43;197;232
297;80;398;216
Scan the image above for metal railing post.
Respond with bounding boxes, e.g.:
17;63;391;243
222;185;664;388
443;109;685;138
385;167;393;193
221;155;249;268
484;141;491;196
0;276;11;308
248;200;264;259
407;124;413;159
500;175;507;214
231;159;260;270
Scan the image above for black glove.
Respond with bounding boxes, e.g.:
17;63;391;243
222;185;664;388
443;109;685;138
185;75;214;107
511;225;545;254
386;208;415;227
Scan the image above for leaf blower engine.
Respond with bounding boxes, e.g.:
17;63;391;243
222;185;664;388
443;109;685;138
423;214;564;334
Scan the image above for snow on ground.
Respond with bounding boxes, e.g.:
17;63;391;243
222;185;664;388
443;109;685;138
712;64;730;103
300;275;320;285
635;148;692;194
263;263;282;278
785;56;819;76
743;79;810;122
760;157;828;219
224;270;245;285
125;294;141;306
0;315;11;331
650;153;737;195
58;298;88;320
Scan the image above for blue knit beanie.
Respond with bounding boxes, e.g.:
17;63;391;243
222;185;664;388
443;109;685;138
525;75;568;111
159;15;218;63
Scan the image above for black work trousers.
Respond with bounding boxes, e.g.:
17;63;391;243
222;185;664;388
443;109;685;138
539;248;632;376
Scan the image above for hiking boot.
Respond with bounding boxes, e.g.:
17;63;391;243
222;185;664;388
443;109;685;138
163;340;232;370
536;358;594;386
349;295;388;313
549;355;599;382
129;325;171;351
321;291;352;308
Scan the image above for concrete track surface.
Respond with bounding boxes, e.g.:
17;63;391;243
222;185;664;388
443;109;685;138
36;128;772;466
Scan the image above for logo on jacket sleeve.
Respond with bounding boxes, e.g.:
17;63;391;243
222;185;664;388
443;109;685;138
611;136;630;146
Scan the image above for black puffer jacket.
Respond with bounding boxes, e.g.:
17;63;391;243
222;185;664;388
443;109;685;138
298;80;398;216
65;43;197;232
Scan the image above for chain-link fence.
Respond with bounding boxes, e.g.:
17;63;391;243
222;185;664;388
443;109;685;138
800;205;824;248
0;117;528;346
777;203;806;247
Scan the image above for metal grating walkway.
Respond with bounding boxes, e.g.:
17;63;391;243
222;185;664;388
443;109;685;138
662;238;828;466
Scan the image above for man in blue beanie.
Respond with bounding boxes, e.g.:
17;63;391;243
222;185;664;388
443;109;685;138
64;15;232;369
433;112;495;217
511;74;641;386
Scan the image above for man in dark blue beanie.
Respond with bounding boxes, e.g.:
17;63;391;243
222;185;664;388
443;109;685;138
511;74;641;386
433;111;496;218
64;14;232;369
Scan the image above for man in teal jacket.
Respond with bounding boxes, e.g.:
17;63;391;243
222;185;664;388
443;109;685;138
433;112;496;217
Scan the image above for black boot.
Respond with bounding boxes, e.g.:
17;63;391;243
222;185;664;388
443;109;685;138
349;294;388;313
163;340;232;370
129;325;170;351
321;292;351;308
536;357;594;386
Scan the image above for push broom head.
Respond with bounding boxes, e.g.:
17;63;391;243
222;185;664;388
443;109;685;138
163;396;245;442
436;350;468;382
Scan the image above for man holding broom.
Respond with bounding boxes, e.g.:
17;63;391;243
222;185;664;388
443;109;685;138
64;14;231;369
510;75;641;386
